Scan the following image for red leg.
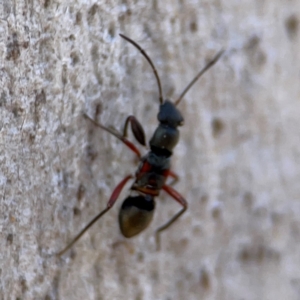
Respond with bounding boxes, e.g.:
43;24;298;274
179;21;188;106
123;115;146;146
155;185;188;250
83;113;142;158
167;170;180;186
56;175;133;256
107;175;133;207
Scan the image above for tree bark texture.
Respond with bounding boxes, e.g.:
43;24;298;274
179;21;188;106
1;0;300;299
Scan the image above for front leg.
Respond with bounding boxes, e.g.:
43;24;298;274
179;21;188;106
83;113;142;158
123;115;146;146
167;170;180;186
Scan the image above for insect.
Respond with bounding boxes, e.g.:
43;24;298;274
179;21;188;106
57;34;223;256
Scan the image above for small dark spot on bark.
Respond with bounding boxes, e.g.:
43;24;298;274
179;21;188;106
238;244;281;264
44;0;50;8
35;89;46;106
37;274;45;283
285;15;299;40
76;11;82;25
108;23;115;38
29;133;35;144
95;103;102;119
244;35;267;69
88;4;98;23
118;8;132;22
239;247;251;262
118;14;125;22
290;221;300;239
58;124;67;134
63;171;69;187
245;35;260;50
199;268;211;290
255;50;267;66
77;184;85;201
70;250;76;260
86;144;98;161
69;34;75;41
70;51;79;65
150;268;159;282
6;33;20;61
200;194;208;204
62;64;67;85
135;293;143;300
243;191;253;210
253;205;268;218
34;89;46;124
190;21;198;32
101;53;108;60
20;277;28;293
57;170;70;188
0;91;7;106
12;105;24;118
89;4;98;16
136;252;144;262
73;207;81;216
91;44;99;62
211;118;225;138
271;211;282;225
6;233;13;244
22;41;29;49
211;205;221;219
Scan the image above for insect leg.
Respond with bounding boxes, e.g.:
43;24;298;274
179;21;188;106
83;113;142;158
123;115;146;146
167;170;180;186
56;175;133;256
155;185;188;250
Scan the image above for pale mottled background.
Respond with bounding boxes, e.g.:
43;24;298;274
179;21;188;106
0;0;300;299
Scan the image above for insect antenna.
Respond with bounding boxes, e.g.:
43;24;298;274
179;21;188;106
119;34;163;104
175;49;224;106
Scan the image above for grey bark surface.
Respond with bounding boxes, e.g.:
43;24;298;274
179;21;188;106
1;0;300;299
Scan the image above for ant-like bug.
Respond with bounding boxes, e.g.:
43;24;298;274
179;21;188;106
57;34;223;256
